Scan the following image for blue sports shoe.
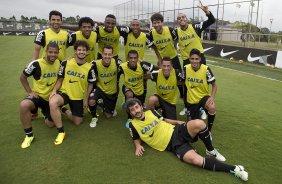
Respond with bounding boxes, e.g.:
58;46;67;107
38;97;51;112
125;119;132;128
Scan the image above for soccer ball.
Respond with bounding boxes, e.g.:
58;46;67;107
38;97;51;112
239;60;243;63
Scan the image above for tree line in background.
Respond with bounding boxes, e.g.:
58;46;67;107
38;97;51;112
0;15;81;25
1;15;281;43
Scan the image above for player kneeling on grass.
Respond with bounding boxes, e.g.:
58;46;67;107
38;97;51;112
19;42;60;148
148;57;184;120
49;41;95;145
126;98;248;181
88;45;120;128
184;49;217;133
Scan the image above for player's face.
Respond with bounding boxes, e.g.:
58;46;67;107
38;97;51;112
80;23;93;38
152;20;163;33
49;15;62;30
128;103;144;120
130;20;141;34
161;60;172;77
177;13;188;27
45;47;59;63
128;53;138;69
75;46;88;60
190;54;201;70
102;48;113;66
104;17;116;32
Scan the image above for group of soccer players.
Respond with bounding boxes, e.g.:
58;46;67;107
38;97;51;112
18;1;248;181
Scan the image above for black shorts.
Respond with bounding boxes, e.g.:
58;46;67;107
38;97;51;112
166;123;198;160
183;54;207;67
89;87;117;114
186;96;209;120
24;95;52;121
171;56;182;71
57;91;84;117
122;85;145;104
154;95;177;120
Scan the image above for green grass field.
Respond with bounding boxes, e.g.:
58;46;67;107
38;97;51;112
0;36;282;184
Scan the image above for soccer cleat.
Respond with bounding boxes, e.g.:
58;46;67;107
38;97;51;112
90;117;98;128
232;165;248;181
179;107;187;116
54;132;66;145
112;109;117;117
199;108;207;120
21;136;34;148
125;119;132;129
206;149;226;162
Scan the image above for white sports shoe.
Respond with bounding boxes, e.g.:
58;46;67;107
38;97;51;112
179;107;187;116
112;109;117;117
206;149;226;162
232;165;248;181
90;117;98;128
200;108;207;120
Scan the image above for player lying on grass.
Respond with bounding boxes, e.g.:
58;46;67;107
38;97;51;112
126;98;248;181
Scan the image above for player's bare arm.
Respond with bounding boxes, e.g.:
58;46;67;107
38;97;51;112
134;139;145;156
19;73;38;97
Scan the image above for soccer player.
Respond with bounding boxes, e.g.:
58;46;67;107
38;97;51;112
126;98;248;181
68;17;98;63
32;10;69;61
183;49;217;132
147;13;183;98
119;50;157;126
176;1;215;66
148;57;184;120
19;42;60;148
88;45;121;128
96;14;130;60
49;41;96;145
124;19;147;61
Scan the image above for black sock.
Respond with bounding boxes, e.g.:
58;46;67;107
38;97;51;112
208;112;216;131
178;85;184;98
24;127;33;137
198;126;213;151
57;126;64;133
88;103;97;118
202;158;235;172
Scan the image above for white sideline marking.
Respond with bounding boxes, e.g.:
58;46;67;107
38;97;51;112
207;60;282;83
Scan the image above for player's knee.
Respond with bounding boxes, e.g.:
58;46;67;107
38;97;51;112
148;96;158;106
189;119;206;130
125;92;134;99
73;118;83;126
20;100;33;111
45;119;55;128
88;99;96;106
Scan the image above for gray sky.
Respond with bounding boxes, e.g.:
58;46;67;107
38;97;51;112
0;0;279;32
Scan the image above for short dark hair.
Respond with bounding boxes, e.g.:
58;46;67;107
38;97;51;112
74;41;89;51
105;14;116;20
46;41;59;51
126;98;142;113
103;45;113;53
161;57;172;64
189;49;202;57
128;50;139;57
151;13;164;22
49;10;62;20
79;17;94;27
